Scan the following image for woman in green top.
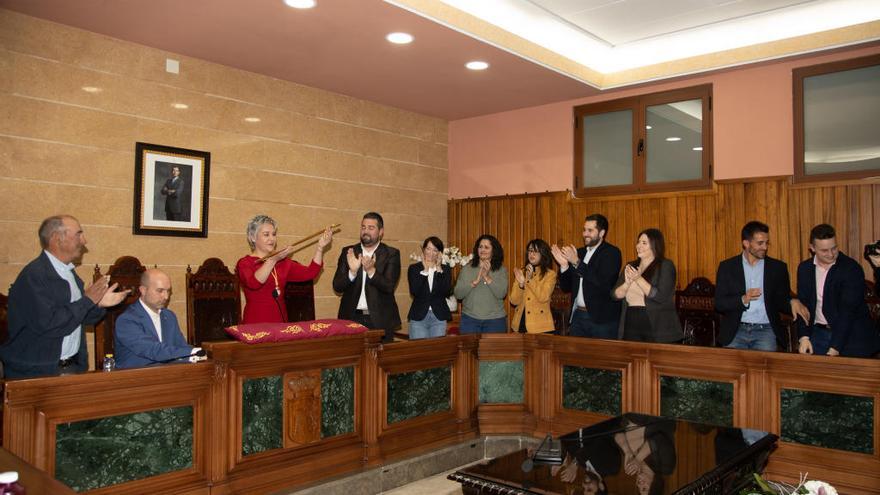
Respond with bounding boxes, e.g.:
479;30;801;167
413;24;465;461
454;234;508;334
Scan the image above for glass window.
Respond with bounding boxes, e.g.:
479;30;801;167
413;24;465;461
574;85;712;195
794;54;880;182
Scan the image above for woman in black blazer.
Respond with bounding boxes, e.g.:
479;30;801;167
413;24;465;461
612;228;683;343
407;236;452;339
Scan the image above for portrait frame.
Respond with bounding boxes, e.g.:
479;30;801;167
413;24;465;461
133;142;211;238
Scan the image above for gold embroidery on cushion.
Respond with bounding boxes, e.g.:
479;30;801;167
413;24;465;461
282;325;304;334
309;322;331;332
241;331;270;341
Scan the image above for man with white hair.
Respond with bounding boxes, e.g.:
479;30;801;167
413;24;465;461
1;215;129;378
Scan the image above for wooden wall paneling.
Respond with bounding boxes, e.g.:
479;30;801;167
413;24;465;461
475;334;533;434
374;336;479;462
3;365;216;495
448;179;880;295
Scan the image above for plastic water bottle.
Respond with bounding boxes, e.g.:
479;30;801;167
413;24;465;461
102;354;115;372
0;471;26;494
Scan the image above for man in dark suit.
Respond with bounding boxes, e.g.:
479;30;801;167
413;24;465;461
332;212;401;343
551;213;622;339
1;215;129;379
161;165;184;221
796;224;880;358
114;269;204;369
715;221;809;351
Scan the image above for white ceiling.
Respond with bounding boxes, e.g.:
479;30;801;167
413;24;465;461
529;0;813;45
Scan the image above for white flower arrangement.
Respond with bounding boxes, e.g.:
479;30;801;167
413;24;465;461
743;473;837;495
409;246;472;267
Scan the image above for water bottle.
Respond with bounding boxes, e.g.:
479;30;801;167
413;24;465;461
0;471;26;494
102;354;115;372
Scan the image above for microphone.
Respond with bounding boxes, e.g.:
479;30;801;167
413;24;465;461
520;433;553;473
157;348;207;364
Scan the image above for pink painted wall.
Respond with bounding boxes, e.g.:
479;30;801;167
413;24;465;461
449;44;880;199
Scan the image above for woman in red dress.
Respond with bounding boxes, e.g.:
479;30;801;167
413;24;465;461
237;215;332;324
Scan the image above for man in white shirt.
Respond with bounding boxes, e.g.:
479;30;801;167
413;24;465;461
114;269;204;369
332;212;401;343
1;215;129;378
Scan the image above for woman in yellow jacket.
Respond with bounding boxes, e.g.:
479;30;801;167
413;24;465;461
510;238;557;333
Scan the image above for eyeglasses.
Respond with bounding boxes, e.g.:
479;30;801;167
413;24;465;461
527;248;540;253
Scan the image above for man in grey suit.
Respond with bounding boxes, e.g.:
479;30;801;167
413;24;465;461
161;166;184;221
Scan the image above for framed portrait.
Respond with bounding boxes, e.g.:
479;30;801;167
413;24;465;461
133;142;210;237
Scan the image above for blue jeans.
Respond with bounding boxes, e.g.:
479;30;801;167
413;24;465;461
809;327;833;355
459;314;507;334
569;310;618;339
726;323;776;351
408;310;447;340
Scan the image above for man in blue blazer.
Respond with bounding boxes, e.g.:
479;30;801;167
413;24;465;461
715;221;810;351
552;213;622;339
796;224;880;358
114;269;203;369
1;215;129;379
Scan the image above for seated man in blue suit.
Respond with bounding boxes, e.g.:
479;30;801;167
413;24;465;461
114;269;204;369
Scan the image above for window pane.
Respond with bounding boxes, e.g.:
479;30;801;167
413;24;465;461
646;99;703;183
804;64;880;175
581;110;632;187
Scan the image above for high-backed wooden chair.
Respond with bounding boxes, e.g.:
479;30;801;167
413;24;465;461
186;258;240;346
92;256;145;371
550;284;572;336
675;277;720;347
1;291;7;444
866;279;879;324
285;281;315;322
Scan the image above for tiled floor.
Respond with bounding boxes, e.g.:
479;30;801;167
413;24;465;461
381;467;465;495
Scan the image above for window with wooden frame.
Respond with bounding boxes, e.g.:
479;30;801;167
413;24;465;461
573;84;712;196
793;54;880;183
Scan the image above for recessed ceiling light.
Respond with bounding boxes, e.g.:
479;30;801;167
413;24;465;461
386;32;414;44
244;117;261;123
692;146;703;151
283;0;315;8
665;137;681;142
466;61;489;71
171;103;189;109
81;86;102;93
645;125;652;130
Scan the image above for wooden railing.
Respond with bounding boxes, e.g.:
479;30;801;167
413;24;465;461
4;333;879;494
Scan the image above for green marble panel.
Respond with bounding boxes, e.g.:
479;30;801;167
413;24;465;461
242;375;283;456
55;406;192;492
387;366;451;424
780;388;873;454
479;360;524;404
562;365;621;416
660;376;733;426
322;366;355;438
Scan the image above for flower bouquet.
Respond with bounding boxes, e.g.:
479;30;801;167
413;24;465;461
740;473;837;495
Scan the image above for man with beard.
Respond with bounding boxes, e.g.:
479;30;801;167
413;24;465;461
1;215;129;378
332;212;401;343
552;213;622;338
796;223;879;357
114;269;204;369
715;221;809;351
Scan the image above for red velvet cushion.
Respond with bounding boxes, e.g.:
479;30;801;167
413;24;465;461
225;319;368;344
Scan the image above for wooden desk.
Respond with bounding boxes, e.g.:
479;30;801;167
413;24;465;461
0;447;76;494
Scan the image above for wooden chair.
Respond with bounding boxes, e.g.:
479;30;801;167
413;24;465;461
866;279;879;324
550;284;572;336
186;258;240;346
284;280;315;322
0;292;7;444
92;256;145;371
675;277;720;347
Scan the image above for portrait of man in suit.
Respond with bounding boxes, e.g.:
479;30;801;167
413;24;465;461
157;163;191;222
